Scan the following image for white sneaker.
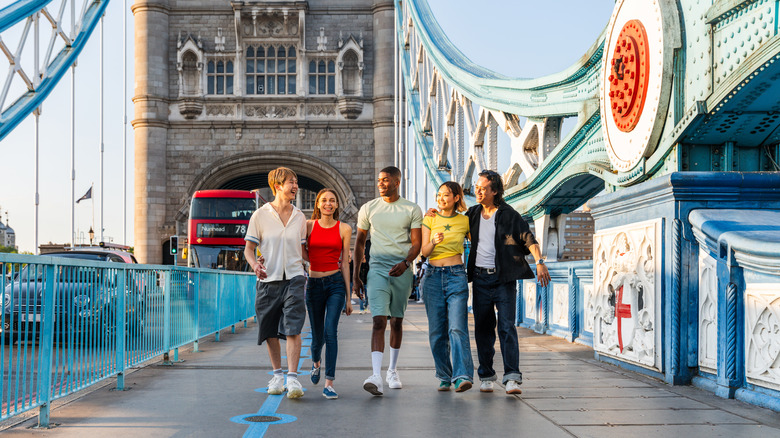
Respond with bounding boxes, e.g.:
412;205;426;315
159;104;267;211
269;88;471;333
386;369;402;389
363;374;384;396
287;378;304;399
505;380;522;395
267;375;285;395
479;381;494;393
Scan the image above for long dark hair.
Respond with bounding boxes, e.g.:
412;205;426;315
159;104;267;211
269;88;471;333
311;188;340;221
478;170;504;205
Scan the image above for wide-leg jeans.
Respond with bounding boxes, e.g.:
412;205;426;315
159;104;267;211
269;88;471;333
305;272;346;381
471;270;522;384
423;264;474;383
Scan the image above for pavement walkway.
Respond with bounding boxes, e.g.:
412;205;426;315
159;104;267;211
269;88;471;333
1;302;779;437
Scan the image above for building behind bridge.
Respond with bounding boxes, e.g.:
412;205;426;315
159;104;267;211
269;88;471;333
133;0;397;264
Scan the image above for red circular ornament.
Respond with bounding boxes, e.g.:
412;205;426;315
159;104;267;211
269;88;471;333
608;20;649;133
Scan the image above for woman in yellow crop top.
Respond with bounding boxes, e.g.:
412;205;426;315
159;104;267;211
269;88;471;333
420;181;474;392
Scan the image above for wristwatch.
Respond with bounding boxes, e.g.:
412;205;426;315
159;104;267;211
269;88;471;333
404;260;411;268
536;258;545;265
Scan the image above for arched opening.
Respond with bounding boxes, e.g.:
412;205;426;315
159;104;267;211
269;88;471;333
177;152;359;226
219;173;325;211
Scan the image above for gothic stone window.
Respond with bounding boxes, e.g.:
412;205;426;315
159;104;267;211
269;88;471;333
308;60;335;95
246;45;297;95
207;60;234;95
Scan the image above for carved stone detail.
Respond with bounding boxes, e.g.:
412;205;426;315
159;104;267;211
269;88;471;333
698;251;718;373
178;100;203;119
583;283;595;333
337;96;363;119
307;104;337;117
745;283;780;391
524;281;536;321
245;105;297;118
553;283;569;328
206;105;235;116
592;219;661;369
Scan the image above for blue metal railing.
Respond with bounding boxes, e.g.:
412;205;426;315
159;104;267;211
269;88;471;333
0;253;256;426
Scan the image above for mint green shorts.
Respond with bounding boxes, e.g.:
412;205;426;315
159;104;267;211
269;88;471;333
367;268;413;318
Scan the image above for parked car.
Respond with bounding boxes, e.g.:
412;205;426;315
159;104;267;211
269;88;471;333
2;250;144;344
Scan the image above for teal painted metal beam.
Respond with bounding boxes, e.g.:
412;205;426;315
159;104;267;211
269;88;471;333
0;0;53;33
398;0;609;218
405;0;605;118
0;0;111;142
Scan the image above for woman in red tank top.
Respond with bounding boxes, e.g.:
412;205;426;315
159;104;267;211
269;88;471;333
305;188;353;399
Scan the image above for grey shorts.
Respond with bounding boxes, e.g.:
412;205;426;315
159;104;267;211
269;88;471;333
255;275;306;345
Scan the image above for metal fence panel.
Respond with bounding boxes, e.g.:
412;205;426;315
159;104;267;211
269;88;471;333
0;253;255;424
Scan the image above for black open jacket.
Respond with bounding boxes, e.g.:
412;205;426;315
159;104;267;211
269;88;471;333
466;203;538;284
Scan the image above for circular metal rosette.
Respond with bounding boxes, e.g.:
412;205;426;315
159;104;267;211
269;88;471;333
600;0;681;174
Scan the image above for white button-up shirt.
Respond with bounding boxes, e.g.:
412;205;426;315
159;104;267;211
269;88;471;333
244;203;307;282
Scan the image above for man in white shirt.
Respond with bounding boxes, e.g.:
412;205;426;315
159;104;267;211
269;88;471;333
244;167;308;399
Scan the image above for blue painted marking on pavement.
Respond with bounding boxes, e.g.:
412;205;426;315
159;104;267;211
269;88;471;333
233;330;313;437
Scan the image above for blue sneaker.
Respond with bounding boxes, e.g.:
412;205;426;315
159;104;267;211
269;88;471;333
323;385;338;399
310;364;321;385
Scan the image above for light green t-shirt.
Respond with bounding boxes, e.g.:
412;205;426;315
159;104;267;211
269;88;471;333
357;197;423;271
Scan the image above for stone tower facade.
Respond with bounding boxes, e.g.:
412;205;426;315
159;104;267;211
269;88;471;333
132;0;395;264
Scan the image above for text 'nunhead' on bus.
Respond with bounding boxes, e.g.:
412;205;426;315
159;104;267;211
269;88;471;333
187;190;262;271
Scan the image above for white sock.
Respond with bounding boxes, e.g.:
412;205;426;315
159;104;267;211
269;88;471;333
273;368;283;377
286;372;298;384
372;351;383;376
389;347;400;371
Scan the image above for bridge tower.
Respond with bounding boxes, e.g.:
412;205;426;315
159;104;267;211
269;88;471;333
132;0;395;264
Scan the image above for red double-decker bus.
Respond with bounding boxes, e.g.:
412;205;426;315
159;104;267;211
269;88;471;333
187;190;261;271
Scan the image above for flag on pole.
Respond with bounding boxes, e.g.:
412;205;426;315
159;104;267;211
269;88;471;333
76;187;92;204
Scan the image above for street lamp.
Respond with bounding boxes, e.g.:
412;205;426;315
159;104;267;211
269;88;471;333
88;227;95;246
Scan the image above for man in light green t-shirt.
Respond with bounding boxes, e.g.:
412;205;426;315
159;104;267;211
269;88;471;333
353;166;422;396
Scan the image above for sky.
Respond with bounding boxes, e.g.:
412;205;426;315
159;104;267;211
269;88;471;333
0;0;614;254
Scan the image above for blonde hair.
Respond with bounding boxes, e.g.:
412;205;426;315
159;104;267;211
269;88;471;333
268;167;297;196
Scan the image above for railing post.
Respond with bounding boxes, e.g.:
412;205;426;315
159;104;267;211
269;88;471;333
569;267;579;342
515;280;522;326
116;267;126;390
214;273;221;342
37;264;56;428
193;270;200;353
163;269;172;365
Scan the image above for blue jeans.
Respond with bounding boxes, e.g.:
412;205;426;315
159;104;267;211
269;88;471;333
472;270;521;384
306;272;346;381
423;265;474;383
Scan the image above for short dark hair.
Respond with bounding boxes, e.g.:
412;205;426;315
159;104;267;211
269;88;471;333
478;169;504;204
379;166;402;180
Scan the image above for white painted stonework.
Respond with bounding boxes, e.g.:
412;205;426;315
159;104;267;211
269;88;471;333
524;281;536;321
745;283;780;391
698;251;718;373
553;283;569;328
592;219;662;370
583;283;595;333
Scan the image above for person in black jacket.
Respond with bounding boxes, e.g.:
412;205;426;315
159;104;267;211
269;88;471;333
467;170;550;395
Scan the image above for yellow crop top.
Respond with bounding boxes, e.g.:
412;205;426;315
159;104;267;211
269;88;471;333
422;212;470;261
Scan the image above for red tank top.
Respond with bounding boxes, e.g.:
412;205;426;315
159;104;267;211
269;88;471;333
308;221;342;272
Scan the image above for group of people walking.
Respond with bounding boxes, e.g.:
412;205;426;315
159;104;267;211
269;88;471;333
243;165;550;400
